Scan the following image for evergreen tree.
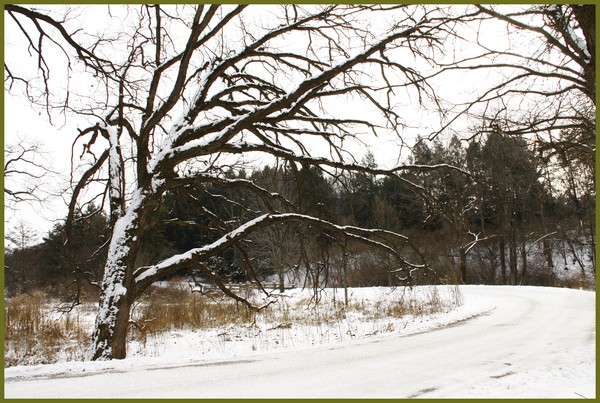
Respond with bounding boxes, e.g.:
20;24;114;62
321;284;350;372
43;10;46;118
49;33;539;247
467;132;546;284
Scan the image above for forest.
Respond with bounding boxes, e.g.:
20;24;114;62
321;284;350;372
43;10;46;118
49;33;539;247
6;129;595;300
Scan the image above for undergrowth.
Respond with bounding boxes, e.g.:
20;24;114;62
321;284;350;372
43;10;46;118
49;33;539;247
5;284;463;367
4;292;90;366
129;286;256;345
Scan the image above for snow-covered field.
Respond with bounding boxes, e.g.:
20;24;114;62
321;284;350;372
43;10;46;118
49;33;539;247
127;284;474;361
4;285;596;398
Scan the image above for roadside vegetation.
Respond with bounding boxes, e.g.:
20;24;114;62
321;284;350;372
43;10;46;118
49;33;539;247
5;283;465;367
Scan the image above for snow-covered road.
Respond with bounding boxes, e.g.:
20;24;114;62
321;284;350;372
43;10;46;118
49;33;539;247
4;286;595;398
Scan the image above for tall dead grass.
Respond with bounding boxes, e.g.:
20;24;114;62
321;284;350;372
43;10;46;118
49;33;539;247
4;292;90;366
346;285;461;319
5;284;463;366
130;286;256;345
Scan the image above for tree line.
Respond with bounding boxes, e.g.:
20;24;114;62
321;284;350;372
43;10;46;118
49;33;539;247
6;129;594;299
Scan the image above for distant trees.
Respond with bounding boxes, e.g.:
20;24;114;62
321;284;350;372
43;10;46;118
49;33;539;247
9;130;593;296
467;133;546;284
5;220;38;251
423;4;596;283
368;131;592;285
5;206;110;300
248;165;300;292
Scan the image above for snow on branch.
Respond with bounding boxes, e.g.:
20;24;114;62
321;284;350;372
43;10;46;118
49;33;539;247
218;141;470;180
147;21;427;176
133;213;420;290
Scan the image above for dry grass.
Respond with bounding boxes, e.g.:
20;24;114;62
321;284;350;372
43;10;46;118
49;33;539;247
345;285;458;320
130;286;256;344
5;284;463;366
4;292;90;366
554;273;596;290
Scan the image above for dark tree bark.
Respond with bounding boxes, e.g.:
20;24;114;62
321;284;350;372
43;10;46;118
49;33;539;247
499;238;507;285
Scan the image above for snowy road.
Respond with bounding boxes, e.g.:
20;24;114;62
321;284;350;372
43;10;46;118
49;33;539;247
4;286;595;398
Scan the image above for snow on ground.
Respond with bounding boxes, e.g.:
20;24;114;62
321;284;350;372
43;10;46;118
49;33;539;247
6;285;487;378
431;345;595;399
127;285;482;360
4;285;595;398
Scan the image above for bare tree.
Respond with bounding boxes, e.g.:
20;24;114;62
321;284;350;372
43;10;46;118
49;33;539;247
4;140;57;212
6;5;470;360
436;5;595;150
5;219;38;251
473;5;596;281
422;4;595;283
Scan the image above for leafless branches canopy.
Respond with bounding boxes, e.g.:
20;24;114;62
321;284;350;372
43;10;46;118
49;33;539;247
435;5;595;145
4;140;57;211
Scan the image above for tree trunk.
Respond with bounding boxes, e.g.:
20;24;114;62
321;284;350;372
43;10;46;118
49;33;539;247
278;265;285;293
499;237;507;285
342;244;349;307
588;220;596;277
519;240;527;285
89;237;136;360
459;246;467;284
90;279;133;360
509;228;518;285
90;190;147;360
543;238;554;270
